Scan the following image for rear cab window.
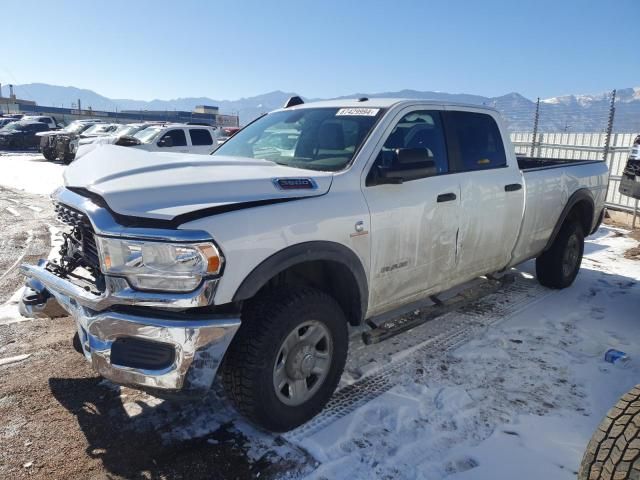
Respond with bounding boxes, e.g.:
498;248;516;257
189;129;213;146
444;111;506;172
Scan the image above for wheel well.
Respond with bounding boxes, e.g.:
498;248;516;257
253;260;363;326
566;199;594;235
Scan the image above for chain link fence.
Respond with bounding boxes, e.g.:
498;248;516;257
496;90;639;227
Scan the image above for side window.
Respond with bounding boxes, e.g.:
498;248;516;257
189;129;213;146
159;129;187;147
376;110;448;174
446;111;506;172
34;124;48;132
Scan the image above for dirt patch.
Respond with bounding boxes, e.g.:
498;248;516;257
0;317;311;480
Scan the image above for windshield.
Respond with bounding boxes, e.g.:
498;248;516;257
83;124;113;135
134;126;162;143
63;122;89;134
213;107;382;171
114;124;134;135
3;122;24;131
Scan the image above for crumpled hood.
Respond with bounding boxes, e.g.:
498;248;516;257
63;145;334;220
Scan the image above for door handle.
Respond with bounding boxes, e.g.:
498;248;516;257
437;192;457;203
505;183;522;192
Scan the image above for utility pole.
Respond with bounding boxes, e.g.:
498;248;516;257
603;89;616;163
530;97;540;157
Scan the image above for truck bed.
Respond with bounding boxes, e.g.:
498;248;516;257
517;156;603;171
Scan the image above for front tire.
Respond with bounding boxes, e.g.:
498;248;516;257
222;286;348;432
63;153;75;164
536;220;584;289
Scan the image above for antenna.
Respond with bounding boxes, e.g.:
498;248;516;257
284;96;304;108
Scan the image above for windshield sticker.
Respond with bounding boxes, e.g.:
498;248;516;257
336;108;380;117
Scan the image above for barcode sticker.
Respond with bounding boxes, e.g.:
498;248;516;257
336;108;380;117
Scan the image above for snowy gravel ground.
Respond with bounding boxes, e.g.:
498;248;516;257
0;152;638;479
0;152;64;195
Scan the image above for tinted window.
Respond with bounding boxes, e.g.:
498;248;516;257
446;111;506;171
376;110;448;174
189;129;213;146
160;129;187;147
33;124;49;132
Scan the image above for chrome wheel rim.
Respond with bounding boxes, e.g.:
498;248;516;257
273;320;333;406
562;233;580;277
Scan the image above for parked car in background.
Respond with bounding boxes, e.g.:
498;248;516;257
21;115;60;129
106;124;219;154
38;119;105;163
0;120;51;149
73;123;155;160
79;123;120;139
619;134;640;199
0;118;18;129
216;126;241;146
20;98;608;432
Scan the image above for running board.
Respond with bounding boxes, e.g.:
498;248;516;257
362;274;515;345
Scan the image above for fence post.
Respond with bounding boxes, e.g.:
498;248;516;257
530;97;540;157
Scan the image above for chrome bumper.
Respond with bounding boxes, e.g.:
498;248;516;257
20;263;240;393
19;264;219;311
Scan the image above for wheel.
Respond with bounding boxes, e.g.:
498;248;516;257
536;220;584;289
63;153;75;164
579;385;640;479
222;286;348;432
42;148;56;161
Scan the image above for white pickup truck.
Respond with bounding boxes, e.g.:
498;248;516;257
20;98;608;432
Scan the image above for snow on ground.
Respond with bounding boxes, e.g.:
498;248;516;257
296;228;640;480
0;152;64;195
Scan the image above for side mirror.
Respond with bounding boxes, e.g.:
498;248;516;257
157;136;173;148
374;148;437;185
116;135;141;147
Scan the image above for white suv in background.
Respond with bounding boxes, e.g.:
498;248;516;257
128;124;219;154
21;115;59;129
73;124;219;161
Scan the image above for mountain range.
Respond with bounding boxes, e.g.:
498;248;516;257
5;83;640;132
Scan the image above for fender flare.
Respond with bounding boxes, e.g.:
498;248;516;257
544;188;595;251
232;241;368;323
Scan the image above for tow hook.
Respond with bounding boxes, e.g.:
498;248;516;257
18;270;67;319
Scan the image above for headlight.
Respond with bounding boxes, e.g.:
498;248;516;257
96;237;222;292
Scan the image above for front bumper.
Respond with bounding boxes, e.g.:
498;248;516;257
20;263;240;394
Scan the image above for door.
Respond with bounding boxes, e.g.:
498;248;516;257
443;109;524;278
156;128;190;153
363;109;461;314
188;128;215;154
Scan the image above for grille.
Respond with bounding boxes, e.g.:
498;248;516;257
55;202;100;269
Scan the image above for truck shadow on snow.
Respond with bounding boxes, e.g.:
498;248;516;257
48;377;312;479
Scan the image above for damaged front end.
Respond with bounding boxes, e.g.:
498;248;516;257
19;188;240;396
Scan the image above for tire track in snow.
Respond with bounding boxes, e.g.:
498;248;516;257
285;275;555;443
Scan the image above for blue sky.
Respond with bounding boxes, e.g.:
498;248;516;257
2;0;638;101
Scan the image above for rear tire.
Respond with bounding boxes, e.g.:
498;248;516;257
578;385;640;479
222;286;348;432
42;148;56;161
536;220;584;289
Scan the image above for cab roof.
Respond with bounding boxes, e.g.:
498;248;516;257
280;98;499;113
